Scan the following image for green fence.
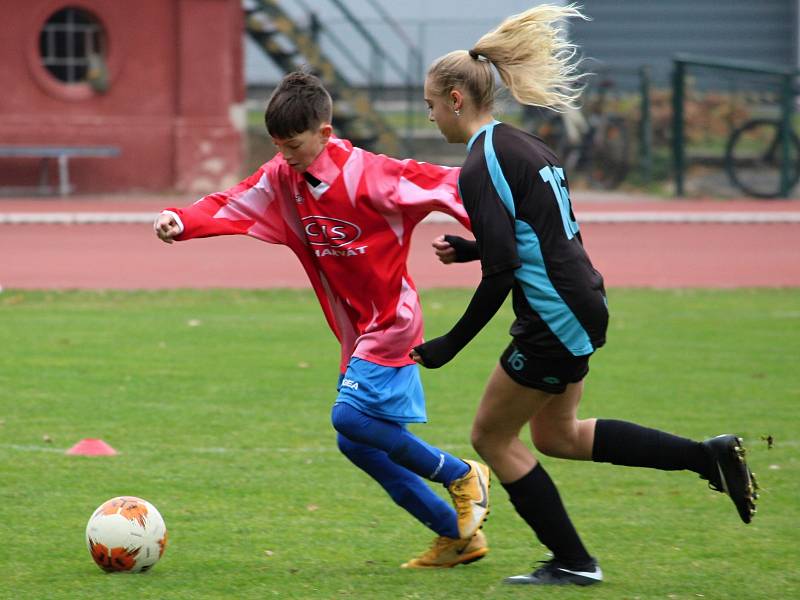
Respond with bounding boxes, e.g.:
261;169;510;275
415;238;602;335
672;53;797;198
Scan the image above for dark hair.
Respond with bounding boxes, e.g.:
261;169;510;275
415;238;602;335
264;71;333;139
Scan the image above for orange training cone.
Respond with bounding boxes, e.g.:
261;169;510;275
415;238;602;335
66;438;118;456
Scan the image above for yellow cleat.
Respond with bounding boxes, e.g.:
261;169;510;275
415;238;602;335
447;459;490;539
401;530;488;569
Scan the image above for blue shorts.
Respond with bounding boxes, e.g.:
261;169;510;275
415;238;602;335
336;357;427;423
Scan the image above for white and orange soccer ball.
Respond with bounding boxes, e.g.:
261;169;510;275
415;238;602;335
85;496;168;573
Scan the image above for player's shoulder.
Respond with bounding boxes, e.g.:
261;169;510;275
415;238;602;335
492;123;558;169
465;123;555;169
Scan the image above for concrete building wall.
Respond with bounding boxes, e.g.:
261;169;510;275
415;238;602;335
0;0;245;194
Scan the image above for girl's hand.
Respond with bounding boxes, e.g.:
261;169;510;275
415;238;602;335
432;235;457;264
409;349;424;365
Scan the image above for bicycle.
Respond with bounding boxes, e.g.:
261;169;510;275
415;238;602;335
724;116;800;198
526;76;630;190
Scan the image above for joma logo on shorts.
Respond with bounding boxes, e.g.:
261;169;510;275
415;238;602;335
342;378;359;390
303;216;361;248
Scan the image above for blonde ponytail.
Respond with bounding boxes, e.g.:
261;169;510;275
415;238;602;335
427;4;588;112
474;3;588;110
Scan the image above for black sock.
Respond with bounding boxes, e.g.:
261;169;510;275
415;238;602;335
592;419;710;475
502;463;592;568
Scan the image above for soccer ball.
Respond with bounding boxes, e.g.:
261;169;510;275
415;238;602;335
85;496;168;573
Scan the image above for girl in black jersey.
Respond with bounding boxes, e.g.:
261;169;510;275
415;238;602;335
410;3;757;587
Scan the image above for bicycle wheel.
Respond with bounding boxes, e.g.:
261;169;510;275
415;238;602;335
586;116;630;190
725;119;800;198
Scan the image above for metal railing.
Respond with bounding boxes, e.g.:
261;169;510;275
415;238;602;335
290;0;423;139
672;53;797;197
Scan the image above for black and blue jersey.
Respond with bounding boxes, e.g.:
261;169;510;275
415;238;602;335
459;120;607;358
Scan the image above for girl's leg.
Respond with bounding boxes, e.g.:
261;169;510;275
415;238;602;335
336;433;459;538
472;364;593;569
529;381;756;524
591;419;710;473
527;386;711;475
527;380;595;460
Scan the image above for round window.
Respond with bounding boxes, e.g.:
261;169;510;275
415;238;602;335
39;7;107;87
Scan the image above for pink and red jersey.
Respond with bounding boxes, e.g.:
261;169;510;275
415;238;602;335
165;137;469;372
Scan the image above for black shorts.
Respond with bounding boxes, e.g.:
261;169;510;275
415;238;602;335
499;341;591;394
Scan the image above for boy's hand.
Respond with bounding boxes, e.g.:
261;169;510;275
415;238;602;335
154;212;181;244
432;235;457;264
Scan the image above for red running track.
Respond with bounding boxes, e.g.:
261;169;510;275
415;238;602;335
1;196;799;289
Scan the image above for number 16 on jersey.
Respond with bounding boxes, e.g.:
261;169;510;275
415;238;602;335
539;165;579;240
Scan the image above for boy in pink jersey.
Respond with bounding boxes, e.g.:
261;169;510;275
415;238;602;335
154;71;490;568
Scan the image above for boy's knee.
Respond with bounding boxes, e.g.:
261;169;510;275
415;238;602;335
336;431;358;456
331;402;356;437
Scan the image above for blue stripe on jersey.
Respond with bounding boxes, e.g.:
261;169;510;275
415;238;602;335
515;220;595;355
467;119;501;153
477;121;594;356
480;121;516;218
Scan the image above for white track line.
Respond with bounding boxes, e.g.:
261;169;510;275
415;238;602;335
2;211;799;225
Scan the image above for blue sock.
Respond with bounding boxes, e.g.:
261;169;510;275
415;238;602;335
331;402;469;485
337;434;459;538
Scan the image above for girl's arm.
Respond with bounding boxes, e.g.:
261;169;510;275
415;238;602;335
440;234;480;263
412;268;515;368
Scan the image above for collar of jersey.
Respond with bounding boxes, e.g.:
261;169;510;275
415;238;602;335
467;119;502;153
303;136;349;187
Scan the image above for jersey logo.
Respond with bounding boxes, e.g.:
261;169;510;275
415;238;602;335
302;216;362;248
341;378;359;391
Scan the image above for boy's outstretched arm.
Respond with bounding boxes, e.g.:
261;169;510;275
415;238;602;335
154;163;286;245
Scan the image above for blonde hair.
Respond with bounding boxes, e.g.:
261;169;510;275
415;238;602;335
427;4;588;112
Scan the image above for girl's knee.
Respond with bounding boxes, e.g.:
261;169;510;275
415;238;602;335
470;423;491;456
470;424;516;462
532;427;579;458
532;435;561;457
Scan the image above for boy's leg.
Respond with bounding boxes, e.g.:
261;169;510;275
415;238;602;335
332;402;468;485
337;433;489;567
332;402;490;539
336;433;459;538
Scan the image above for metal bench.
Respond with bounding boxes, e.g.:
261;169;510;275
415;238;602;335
0;145;121;196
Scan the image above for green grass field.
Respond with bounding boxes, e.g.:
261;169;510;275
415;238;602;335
1;288;798;599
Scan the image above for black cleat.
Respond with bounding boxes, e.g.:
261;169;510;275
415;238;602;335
701;434;758;524
503;557;603;586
